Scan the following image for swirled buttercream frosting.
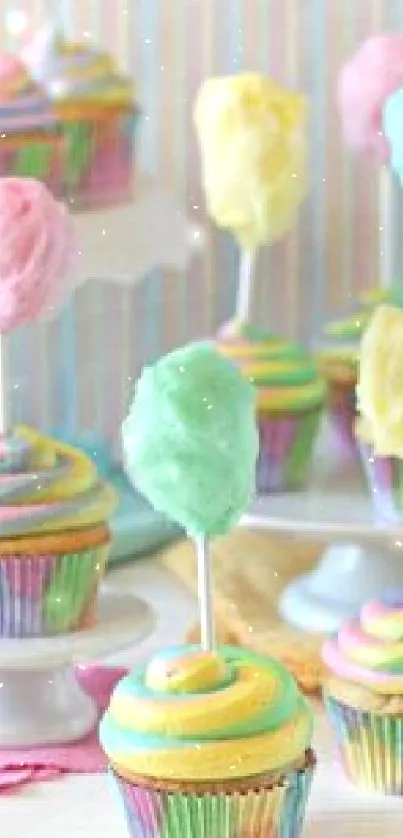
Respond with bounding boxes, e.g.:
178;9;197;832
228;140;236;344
316;285;403;377
0;54;54;132
100;645;313;781
323;596;403;694
216;326;325;412
122;343;258;537
0;425;116;536
24;30;133;106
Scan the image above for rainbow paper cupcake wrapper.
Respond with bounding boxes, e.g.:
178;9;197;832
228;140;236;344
327;380;357;460
256;407;323;493
112;761;314;838
61;108;139;210
359;442;403;523
325;694;403;795
0;543;108;638
0;130;62;197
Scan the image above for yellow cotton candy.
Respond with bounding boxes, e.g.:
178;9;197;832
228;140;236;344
194;73;309;247
357;305;403;457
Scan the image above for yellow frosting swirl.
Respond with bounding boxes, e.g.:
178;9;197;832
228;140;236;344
356;304;403;456
100;645;313;782
194;73;309;247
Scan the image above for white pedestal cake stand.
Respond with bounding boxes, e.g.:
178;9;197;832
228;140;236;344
75;179;204;287
242;424;403;635
0;581;153;748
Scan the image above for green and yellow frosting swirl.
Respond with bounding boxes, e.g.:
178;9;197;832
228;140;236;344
317;285;403;378
100;645;313;782
216;326;325;412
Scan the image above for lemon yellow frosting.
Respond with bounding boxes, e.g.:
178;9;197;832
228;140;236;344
194;73;309;248
356;304;403;456
100;645;313;782
216;326;325;413
0;426;116;536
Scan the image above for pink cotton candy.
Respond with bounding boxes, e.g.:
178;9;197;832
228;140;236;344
338;34;403;161
0;178;75;332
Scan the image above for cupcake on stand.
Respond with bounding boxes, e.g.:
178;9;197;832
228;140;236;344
194;73;326;493
317;34;403;458
0;178;150;748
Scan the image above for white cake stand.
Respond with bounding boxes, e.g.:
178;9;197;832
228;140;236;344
74;179;204;288
241;423;403;634
0;581;153;748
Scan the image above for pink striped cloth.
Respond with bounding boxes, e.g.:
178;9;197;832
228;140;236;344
0;665;127;793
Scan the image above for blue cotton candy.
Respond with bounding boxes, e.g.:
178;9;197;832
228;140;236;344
384;88;403;184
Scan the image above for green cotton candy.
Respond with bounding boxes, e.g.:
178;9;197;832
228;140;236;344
122;342;258;537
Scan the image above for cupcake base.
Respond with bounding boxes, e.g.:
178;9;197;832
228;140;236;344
0;525;109;638
59;107;139;210
110;750;315;838
326;378;357;460
256;408;322;493
325;693;403;795
0;130;62;198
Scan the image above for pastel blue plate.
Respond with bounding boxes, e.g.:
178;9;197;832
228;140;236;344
108;469;181;563
50;431;182;563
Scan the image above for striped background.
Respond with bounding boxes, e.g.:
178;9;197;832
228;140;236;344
0;0;402;450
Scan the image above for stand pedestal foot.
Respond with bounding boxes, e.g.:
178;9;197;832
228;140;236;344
279;542;403;634
0;666;98;747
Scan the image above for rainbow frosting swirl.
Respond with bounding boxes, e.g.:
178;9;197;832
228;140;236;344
0;426;116;537
323;597;403;694
100;645;313;782
24;32;133;106
317;285;403;377
0;54;54;133
216;327;325;413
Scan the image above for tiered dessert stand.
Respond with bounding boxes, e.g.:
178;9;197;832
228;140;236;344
0;578;153;747
0;182;199;747
242;421;403;634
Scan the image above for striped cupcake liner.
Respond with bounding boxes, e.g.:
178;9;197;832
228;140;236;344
358;442;403;524
111;759;314;838
256;407;323;493
327;379;357;460
325;693;403;795
0;543;108;638
61;109;139;210
0;131;63;197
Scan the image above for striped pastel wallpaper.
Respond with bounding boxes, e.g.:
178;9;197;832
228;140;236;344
1;0;403;449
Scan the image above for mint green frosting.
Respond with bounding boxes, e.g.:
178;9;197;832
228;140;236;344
122;343;258;537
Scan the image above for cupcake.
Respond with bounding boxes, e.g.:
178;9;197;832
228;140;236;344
323;596;403;794
316;283;403;458
355;304;403;522
0;425;116;637
23;27;140;209
100;644;316;837
0;54;61;193
217;326;326;493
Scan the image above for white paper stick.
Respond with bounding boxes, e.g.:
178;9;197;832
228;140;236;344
195;534;214;652
379;166;395;289
235;248;256;323
0;334;10;437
